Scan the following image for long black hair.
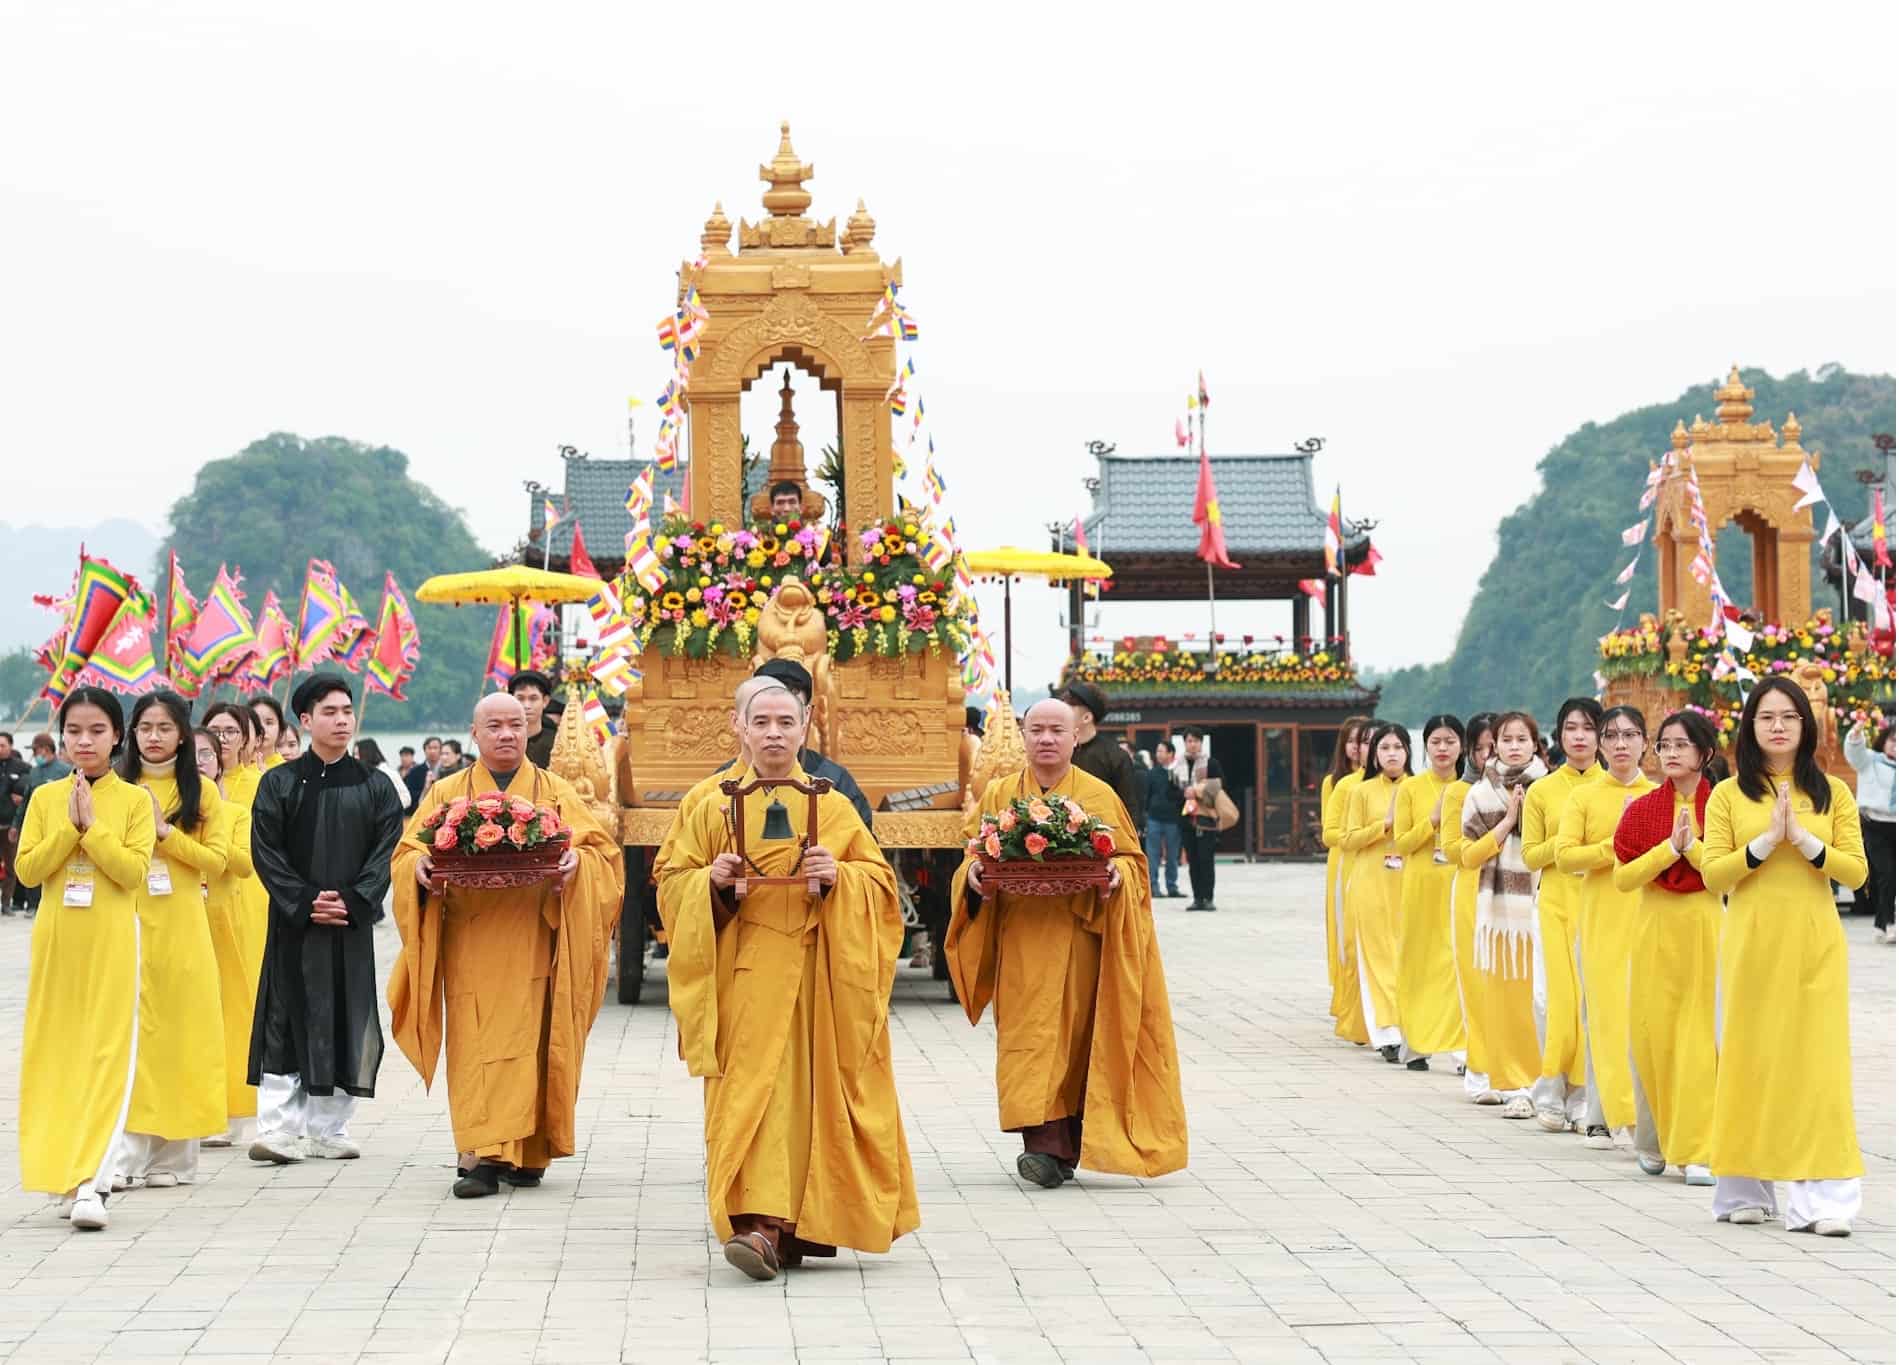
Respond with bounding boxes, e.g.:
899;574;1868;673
1656;709;1718;775
119;691;205;832
1420;713;1466;772
1463;711;1497;780
355;738;387;768
1360;721;1414;782
1553;695;1605;769
1328;714;1374;783
1735;676;1832;812
57;686;125;760
250;693;287;736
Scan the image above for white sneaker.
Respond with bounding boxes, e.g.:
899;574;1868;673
1637;1153;1666;1176
1500;1096;1535;1120
303;1135;360;1161
1684;1164;1714;1186
1534;1106;1569;1132
1812;1219;1852;1237
1581;1125;1616;1150
202;1134;232;1149
249;1132;305;1164
69;1196;108;1231
143;1172;182;1188
1883;928;1896;945
1473;1091;1504;1106
1723;1206;1768;1225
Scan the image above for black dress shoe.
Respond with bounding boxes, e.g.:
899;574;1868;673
1379;1044;1401;1064
1406;1057;1430;1072
500;1166;544;1187
1016;1153;1065;1188
452;1163;502;1198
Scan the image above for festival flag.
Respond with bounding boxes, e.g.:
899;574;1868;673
589;647;641;697
35;551;140;702
1605;589;1630;611
1724;614;1756;654
1790;460;1825;511
570;520;599;579
1620;519;1649;547
1296;578;1326;602
1197;370;1210;410
337;582;376;672
583;580;632;652
1614;555;1639;586
73;594;162;696
244;591;294;692
625;534;665;594
165;550;198;676
1175;416;1190;450
581;688;614;745
1071;517;1089;557
1193;445;1240;570
543;498;563;532
1351;542;1382;577
177;566;257;681
1875;490;1891;569
365;574;422;700
294;559;348;669
485;601;547;687
924;462;946;502
1323;487;1342;578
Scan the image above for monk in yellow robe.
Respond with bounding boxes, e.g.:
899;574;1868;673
657;679;918;1281
389;693;624;1198
947;698;1188;1188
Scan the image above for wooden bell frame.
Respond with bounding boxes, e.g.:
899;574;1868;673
720;775;835;897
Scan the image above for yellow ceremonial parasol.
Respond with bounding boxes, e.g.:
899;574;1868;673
415;565;604;680
962;547;1113;692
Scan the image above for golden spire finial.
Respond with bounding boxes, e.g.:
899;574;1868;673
771;369;803;468
843;197;877;255
759;120;814;218
1781;411;1802;444
1670;419;1689;451
1714;365;1754;425
701;200;732;257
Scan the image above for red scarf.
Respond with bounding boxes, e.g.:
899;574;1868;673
1613;778;1711;894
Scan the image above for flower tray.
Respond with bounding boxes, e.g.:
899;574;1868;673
976;852;1112;900
431;843;566;891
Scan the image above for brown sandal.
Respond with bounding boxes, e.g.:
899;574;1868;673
722;1231;780;1281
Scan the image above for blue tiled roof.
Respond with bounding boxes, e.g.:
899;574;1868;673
1082;452;1367;558
526;457;689;563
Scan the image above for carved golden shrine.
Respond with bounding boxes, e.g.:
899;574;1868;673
615;124;970;849
680;122;901;552
1654;366;1818;626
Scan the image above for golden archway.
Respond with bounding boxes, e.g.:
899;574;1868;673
679;123;899;556
1654;367;1818;624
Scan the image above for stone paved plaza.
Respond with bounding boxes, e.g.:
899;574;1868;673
0;862;1890;1364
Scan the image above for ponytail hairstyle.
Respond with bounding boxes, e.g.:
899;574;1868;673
1327;714;1372;782
1360;721;1414;783
1735;676;1831;812
119;691;204;832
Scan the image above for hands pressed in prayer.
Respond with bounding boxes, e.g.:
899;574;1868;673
1429;790;1445;828
1771;783;1794;844
146;787;173;841
1670;806;1695;854
709;852;745;890
804;844;838;889
311;889;350;927
69;774;93;832
1384;792;1398;833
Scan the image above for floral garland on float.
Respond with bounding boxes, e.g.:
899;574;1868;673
611;514;971;664
1062;635;1362;692
1597;608;1894;740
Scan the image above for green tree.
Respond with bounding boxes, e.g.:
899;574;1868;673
0;646;43;721
1380;366;1896;722
161;433;498;728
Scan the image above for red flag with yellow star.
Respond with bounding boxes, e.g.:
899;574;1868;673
1193;446;1239;569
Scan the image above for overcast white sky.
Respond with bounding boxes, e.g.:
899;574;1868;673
2;2;1892;691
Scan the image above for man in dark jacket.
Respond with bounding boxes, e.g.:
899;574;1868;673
2;732;50;914
509;670;558;769
1141;740;1185;898
248;675;405;1165
1058;681;1143;835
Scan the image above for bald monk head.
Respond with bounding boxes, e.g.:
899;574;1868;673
472;691;529;773
1023;698;1077;788
741;683;809;780
729;676;778;765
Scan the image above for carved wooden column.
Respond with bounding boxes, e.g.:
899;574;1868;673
687;385;744;527
838;387;889;563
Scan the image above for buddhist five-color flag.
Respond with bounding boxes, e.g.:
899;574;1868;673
1324;488;1343;579
1875;490;1891;570
1194;447;1240;570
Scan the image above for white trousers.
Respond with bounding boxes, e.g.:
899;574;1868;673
257;1073;356;1140
116;1133;199;1184
1530;1074;1587;1122
1714;1176;1861;1229
1356;941;1403;1049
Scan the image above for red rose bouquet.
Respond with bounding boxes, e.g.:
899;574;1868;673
422;793;569;887
967;792;1117;898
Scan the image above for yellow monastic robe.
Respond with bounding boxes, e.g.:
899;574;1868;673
1555;770;1655;1130
1704;775;1867;1180
1342;773;1406;1037
204;774;260;1119
1325;771;1368;1042
1613;789;1719;1169
1525;764;1598;1088
657;766;919;1252
946;766;1188;1177
127;772;231;1141
17;772;154;1194
389;764;622;1168
1394;770;1464;1056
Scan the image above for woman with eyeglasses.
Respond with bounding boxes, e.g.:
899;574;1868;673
1441;712;1499;1104
1554;705;1655;1153
1703;678;1867;1235
114;692;232;1190
1613;709;1721;1187
16;687;153;1231
201;702;268;1142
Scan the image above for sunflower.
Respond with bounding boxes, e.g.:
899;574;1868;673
661;591;686;613
882;533;906;557
856;589;882;610
758;534;781;555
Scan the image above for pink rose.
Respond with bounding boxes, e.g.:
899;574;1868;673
1026;800;1053;825
432;824;459;852
508;797;536;824
1090;830;1116;857
997;808;1017;832
983;832;1002;859
445;798;471;825
507;821;530;847
1024;832;1048;856
1066;811;1086;834
473;821;506;848
475;793;507;818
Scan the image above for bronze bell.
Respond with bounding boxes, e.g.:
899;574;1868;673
759;797;795;841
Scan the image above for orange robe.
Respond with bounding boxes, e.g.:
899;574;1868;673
389;764;622;1168
947;766;1188;1178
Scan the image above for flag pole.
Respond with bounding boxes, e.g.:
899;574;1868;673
1200;401;1217;650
